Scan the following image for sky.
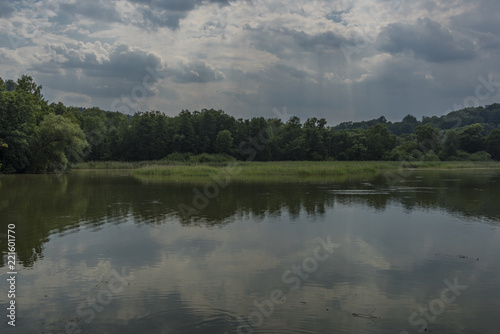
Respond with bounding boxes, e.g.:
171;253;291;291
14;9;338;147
0;0;499;125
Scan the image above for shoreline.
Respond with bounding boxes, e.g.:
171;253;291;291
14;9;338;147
70;161;500;179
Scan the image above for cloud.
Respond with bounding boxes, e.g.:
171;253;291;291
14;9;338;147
126;0;238;30
40;42;163;81
135;6;186;30
450;0;500;35
30;42;165;103
0;0;15;18
325;8;351;24
29;41;225;112
378;17;477;63
126;0;228;12
54;0;238;31
2;0;499;124
449;0;500;53
246;26;350;59
58;0;123;23
292;29;349;52
169;59;225;83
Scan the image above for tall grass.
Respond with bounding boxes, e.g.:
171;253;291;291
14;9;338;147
132;161;404;178
74;160;500;178
72;154;237;170
71;161;141;169
133;165;220;177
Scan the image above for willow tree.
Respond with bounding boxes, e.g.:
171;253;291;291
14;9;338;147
28;114;88;173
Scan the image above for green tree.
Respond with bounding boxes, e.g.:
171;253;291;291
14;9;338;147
329;130;351;160
396;114;419;134
280;116;306;160
486;129;500;160
440;129;459;159
105;111;130;160
303;118;327;160
345;131;368;160
215;130;234;154
0;76;49;172
459;123;485;153
365;124;397;160
0;138;7;169
28;114;88;173
80;107;107;160
415;124;440;153
243;117;275;161
172;110;196;154
123;111;172;160
51;102;67;115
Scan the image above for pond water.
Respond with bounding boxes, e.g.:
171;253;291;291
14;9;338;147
1;169;500;333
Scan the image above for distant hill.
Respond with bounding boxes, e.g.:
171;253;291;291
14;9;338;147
333;103;500;135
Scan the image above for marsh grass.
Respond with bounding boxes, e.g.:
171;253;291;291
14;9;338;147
73;160;500;178
230;161;387;176
133;165;220;177
132;160;500;179
72;160;209;170
72;161;150;169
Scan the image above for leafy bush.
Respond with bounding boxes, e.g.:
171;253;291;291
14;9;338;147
188;153;236;164
422;150;440;161
468;151;492;161
451;150;492;161
162;152;192;162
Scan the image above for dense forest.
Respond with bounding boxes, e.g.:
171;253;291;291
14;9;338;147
1;75;500;173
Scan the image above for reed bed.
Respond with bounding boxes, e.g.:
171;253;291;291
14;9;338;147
72;160;500;178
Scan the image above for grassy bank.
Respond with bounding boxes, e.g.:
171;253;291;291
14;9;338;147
71;160;184;170
72;160;500;178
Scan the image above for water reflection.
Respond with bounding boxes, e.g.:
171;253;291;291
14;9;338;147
0;169;499;333
1;170;499;269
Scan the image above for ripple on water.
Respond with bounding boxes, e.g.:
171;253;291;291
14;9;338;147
131;305;238;333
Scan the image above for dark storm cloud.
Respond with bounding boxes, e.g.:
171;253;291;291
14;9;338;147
54;0;237;31
235;63;335;115
273;63;309;80
170;60;224;83
292;29;348;52
31;42;164;99
58;0;123;23
127;0;233;12
31;41;224;102
449;0;500;53
0;0;15;18
450;0;500;35
137;6;185;30
246;26;290;58
246;26;349;58
4;0;498;124
40;43;163;81
127;0;236;29
378;17;477;63
325;8;351;24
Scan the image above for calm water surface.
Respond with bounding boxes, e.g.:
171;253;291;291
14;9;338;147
1;169;500;333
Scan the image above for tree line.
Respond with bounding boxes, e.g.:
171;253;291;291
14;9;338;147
1;76;500;173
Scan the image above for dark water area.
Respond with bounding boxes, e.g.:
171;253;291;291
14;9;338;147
1;169;499;333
